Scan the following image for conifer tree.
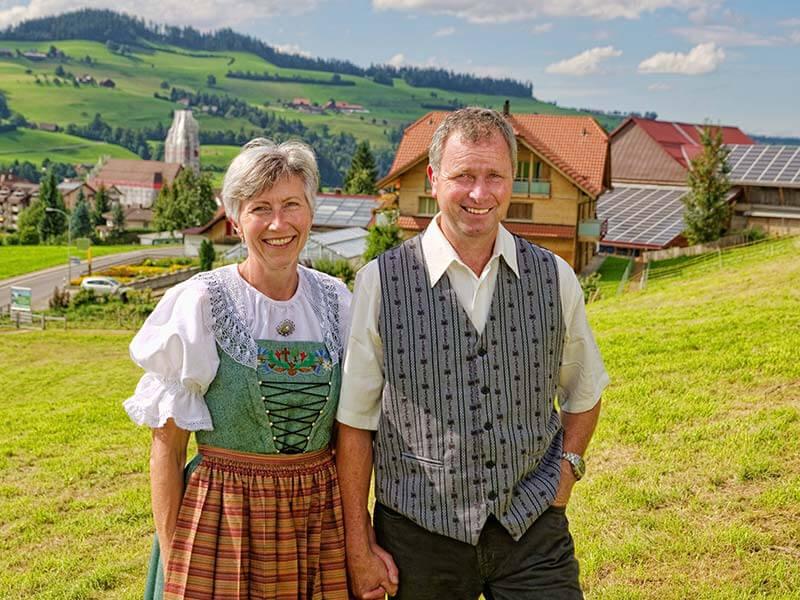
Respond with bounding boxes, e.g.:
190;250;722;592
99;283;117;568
69;190;93;238
344;141;378;195
38;171;67;242
92;185;110;226
683;126;732;244
112;202;126;232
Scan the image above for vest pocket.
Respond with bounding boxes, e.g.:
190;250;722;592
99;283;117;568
400;451;444;468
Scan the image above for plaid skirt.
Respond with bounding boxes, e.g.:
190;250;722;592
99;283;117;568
154;445;348;600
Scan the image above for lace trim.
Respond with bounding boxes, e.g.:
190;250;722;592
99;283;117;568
301;268;343;365
195;267;259;369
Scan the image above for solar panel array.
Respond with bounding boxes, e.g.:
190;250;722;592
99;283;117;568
597;186;687;248
313;195;378;228
301;227;369;262
727;145;800;187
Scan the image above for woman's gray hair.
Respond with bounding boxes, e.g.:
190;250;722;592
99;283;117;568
428;107;517;177
222;138;319;222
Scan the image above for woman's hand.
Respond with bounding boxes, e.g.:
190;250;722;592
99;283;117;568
150;418;190;571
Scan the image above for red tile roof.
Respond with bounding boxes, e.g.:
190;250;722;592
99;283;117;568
611;117;754;170
379;111;610;198
396;215;574;239
91;159;182;189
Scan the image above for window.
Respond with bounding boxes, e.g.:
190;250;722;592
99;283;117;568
506;202;533;221
418;196;438;215
516;160;530;180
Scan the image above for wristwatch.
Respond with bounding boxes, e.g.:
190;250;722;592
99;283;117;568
561;452;586;480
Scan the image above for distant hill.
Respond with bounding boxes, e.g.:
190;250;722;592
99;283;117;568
0;9;533;98
751;134;800;146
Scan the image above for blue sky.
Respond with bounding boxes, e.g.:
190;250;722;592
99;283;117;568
2;0;798;136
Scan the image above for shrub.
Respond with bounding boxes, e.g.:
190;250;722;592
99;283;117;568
18;227;40;245
49;286;70;310
199;239;216;271
71;288;98;308
313;258;356;288
4;233;20;245
578;272;602;302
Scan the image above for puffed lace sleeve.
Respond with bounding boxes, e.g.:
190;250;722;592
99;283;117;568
123;277;218;431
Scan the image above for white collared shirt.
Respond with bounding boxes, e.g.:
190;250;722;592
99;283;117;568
336;216;609;430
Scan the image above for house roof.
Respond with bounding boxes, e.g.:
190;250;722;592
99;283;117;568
379;111;609;198
610;117;754;170
184;205;226;235
313;193;380;228
91;160;182;189
727;144;800;188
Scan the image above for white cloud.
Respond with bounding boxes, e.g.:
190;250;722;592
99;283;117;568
433;26;455;36
674;24;782;47
0;0;320;30
778;18;800;27
273;43;312;58
372;0;718;24
545;45;622;76
532;22;553;33
387;53;406;67
648;82;671;91
638;42;725;74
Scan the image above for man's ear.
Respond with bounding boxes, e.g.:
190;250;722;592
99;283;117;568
427;164;437;197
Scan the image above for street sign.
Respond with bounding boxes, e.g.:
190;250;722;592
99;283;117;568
69;256;81;266
10;286;32;324
75;237;91;251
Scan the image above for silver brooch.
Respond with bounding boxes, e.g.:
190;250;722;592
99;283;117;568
276;319;296;337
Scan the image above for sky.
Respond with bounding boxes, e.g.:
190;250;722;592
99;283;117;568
1;0;798;136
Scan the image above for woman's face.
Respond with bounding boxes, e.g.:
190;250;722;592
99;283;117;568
236;175;312;273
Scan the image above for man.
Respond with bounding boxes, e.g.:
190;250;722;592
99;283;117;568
336;107;609;600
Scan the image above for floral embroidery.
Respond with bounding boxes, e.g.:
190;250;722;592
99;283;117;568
258;347;332;376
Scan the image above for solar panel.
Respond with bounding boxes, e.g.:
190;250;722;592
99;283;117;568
727;144;800;187
598;185;688;247
312;195;379;228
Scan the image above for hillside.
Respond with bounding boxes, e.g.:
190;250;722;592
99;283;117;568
1;242;798;598
0;11;624;185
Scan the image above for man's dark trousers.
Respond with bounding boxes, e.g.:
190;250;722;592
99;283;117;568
374;503;582;600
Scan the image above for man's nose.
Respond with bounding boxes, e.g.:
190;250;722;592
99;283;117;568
468;178;491;202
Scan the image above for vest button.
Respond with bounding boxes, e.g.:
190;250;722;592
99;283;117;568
477;347;487;356
487;491;498;501
483;421;493;431
485;460;495;469
481;386;490;395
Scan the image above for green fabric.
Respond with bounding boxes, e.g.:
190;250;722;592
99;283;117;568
195;340;340;454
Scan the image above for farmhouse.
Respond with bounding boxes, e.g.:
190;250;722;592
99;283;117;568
377;104;611;271
598;118;755;255
0;175;38;232
90;159;182;209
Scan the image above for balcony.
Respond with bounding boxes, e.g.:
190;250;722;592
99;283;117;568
512;179;550;197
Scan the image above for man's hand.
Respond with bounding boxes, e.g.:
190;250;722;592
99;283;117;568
552;459;577;507
347;538;399;599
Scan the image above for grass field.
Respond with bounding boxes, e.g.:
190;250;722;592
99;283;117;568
595;255;632;298
0;128;138;164
1;247;798;598
0;245;142;280
0;39;621;154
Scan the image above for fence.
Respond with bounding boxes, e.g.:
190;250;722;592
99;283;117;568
0;305;68;330
641;232;750;262
630;235;798;290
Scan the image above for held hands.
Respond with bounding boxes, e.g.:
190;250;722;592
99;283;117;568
347;527;399;599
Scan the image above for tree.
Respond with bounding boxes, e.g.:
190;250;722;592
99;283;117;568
92;185;110;226
207;74;216;87
363;223;402;262
17;200;44;244
153;169;217;232
38;171;67;242
683;126;732;244
344;141;378;195
69;190;93;238
199;239;216;271
112;202;126;232
0;93;10;119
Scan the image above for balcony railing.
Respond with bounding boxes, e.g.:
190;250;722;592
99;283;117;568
512;179;551;197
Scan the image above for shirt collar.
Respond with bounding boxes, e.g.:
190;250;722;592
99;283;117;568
420;214;520;287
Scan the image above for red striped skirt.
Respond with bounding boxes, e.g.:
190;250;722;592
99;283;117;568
163;445;349;600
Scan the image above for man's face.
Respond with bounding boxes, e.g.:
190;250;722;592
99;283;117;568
428;131;513;250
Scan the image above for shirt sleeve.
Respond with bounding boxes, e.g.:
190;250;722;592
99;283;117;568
336;261;385;430
556;257;610;413
123;278;218;431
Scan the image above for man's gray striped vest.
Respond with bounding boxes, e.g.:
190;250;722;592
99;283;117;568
375;235;565;545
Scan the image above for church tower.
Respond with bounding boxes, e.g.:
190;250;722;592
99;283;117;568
165;110;200;172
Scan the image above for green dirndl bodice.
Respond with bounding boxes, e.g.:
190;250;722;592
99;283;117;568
144;339;342;599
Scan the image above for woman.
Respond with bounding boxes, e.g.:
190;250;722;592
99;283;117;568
124;139;351;599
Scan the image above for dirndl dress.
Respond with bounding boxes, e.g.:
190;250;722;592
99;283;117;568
125;265;351;600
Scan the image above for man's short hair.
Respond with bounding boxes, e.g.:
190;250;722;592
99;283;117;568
428;107;517;176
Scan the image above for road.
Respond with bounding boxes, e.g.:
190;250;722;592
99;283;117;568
0;246;186;310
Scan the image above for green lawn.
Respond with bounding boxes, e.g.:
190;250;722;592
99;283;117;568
2;247;798;598
595;255;632;297
0;128;138;164
0;245;142;280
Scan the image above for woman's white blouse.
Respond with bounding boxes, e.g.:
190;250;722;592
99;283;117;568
124;264;352;431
